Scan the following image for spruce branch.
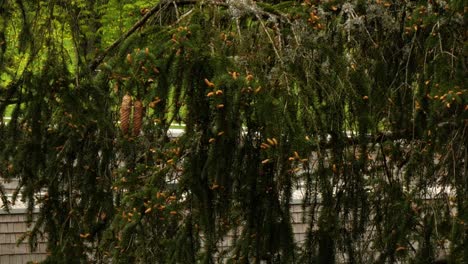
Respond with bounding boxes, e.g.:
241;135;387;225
89;0;292;71
0;98;20;104
89;0;173;71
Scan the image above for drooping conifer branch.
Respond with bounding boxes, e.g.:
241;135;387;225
89;0;173;71
89;0;292;72
0;1;466;263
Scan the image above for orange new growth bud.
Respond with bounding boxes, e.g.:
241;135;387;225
230;71;240;79
272;138;278;145
266;138;275;146
294;151;300;159
79;233;90;239
126;53;132;64
204;78;215;88
260;143;270;149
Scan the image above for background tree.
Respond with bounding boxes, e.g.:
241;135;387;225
0;0;466;263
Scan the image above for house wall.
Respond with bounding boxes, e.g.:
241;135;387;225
0;210;47;263
1;174;453;263
0;178;312;263
0;179;312;263
1;178;46;263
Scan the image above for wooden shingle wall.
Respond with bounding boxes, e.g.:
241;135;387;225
291;203;309;245
1;178;47;264
0;212;47;263
0;176;312;263
5;176;451;263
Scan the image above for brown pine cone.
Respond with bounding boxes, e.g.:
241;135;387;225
120;94;132;135
133;99;143;136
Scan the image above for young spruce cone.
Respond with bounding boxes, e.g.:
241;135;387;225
133;99;143;136
120;94;132;135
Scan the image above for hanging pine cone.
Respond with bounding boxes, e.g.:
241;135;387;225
120;94;132;135
133;99;143;136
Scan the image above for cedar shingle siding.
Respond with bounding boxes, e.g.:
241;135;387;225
0;211;47;263
0;178;311;263
1;178;47;263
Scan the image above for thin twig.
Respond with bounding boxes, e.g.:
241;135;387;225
174;9;194;24
89;0;173;71
256;14;283;64
89;0;293;71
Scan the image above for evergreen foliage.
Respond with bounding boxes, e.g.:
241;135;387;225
0;0;466;263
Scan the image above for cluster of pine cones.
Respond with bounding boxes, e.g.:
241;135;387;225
120;94;143;136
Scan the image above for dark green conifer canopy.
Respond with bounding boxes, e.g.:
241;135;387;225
0;0;466;263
